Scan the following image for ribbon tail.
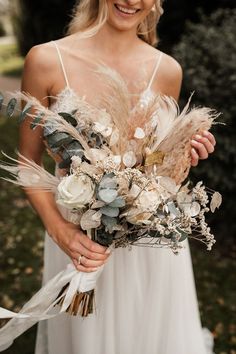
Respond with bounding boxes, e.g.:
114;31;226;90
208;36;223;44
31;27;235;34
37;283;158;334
0;264;77;351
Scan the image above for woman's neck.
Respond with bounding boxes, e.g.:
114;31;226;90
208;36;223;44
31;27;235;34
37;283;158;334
89;23;141;60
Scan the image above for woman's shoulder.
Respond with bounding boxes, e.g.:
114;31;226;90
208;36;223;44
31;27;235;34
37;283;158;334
24;34;78;72
139;42;182;99
140;42;182;81
24;41;60;72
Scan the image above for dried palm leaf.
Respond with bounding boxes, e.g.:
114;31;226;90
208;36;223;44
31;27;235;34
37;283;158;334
0;151;59;192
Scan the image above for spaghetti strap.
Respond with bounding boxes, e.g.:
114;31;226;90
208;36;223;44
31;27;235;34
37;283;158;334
52;41;70;88
146;52;163;91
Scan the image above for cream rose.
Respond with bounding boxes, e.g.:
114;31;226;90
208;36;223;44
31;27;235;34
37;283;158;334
57;173;95;209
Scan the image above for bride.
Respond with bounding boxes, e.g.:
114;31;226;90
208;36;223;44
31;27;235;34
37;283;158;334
19;1;216;353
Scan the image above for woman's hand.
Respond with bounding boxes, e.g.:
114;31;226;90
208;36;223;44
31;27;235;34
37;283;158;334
50;221;110;273
190;130;216;167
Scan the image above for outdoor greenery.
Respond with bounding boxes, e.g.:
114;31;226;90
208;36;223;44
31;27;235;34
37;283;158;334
0;43;23;77
173;8;236;243
0;21;6;37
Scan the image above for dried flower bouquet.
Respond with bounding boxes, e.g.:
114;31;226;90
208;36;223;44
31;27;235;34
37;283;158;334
0;66;221;350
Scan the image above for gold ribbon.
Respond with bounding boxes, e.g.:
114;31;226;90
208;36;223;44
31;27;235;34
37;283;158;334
144;151;165;167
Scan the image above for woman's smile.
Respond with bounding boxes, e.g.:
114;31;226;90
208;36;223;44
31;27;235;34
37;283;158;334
107;0;155;32
114;3;141;17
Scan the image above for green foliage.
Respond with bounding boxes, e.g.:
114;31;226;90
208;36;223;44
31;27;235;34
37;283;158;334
0;20;6;37
173;9;236;241
158;0;236;52
0;43;23;77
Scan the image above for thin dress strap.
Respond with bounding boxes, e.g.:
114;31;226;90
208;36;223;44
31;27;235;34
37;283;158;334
146;52;163;91
52;41;70;88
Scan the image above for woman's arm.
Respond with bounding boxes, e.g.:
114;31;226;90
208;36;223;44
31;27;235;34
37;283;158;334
158;54;216;166
19;45;110;272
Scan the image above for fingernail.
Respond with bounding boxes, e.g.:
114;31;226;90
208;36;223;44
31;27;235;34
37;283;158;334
92;267;99;271
105;248;111;254
191;139;197;144
203;131;209;136
195;134;202;139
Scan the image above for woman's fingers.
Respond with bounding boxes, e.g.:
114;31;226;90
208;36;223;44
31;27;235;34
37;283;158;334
191;148;199;166
71;239;109;261
69;231;111;270
78;255;105;268
202;130;216;146
190;130;216;167
72;258;99;273
70;232;109;261
78;232;108;254
191;138;209;159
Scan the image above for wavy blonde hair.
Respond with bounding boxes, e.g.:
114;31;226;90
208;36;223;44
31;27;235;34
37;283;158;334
68;0;164;47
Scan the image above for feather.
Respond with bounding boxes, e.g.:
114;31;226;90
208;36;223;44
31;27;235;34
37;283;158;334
94;65;131;153
0;151;60;192
144;96;219;184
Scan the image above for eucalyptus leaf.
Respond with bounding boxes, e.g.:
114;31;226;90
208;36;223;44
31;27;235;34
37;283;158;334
167;201;181;217
58;157;71;169
98;188;118;203
46;132;73;148
30;112;44;130
99;177;117;190
18;103;32;123
43;123;57;137
101;215;117;233
0;92;4;110
100;206;119;217
177;228;188;242
148;230;161;238
108;196;126;208
96;229;113;246
58;112;77;127
164;233;172;239
99;173;117;189
63;141;84;158
6;98;17;117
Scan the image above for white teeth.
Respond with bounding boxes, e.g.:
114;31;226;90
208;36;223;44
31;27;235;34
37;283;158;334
116;4;138;14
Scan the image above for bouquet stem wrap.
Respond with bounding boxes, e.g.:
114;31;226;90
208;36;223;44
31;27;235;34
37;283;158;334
0;263;104;351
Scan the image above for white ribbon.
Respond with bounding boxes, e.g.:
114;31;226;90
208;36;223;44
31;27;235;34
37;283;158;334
0;263;104;351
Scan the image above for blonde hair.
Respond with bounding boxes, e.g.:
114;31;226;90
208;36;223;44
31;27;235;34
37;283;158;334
68;0;164;47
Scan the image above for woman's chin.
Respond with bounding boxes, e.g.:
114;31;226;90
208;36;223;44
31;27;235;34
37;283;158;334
106;17;138;33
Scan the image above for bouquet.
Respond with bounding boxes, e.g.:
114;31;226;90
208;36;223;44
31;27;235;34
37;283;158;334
0;66;221;349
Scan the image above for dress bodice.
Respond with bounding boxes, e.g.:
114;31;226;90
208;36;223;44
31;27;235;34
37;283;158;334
50;85;156;114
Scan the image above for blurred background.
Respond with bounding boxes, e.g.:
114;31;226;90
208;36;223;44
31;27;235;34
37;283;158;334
0;0;235;353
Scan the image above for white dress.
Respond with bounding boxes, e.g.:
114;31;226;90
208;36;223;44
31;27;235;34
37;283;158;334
35;43;214;354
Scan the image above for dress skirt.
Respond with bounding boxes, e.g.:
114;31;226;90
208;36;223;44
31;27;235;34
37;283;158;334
35;207;213;354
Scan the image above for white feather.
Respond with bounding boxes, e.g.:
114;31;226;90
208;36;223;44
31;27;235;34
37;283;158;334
0;152;60;192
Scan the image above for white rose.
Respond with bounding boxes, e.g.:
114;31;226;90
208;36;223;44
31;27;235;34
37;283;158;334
57;173;95;209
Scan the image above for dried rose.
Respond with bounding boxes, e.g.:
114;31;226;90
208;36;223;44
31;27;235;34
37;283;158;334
57;173;95;209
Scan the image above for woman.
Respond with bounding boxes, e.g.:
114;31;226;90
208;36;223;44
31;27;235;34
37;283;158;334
20;1;216;353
